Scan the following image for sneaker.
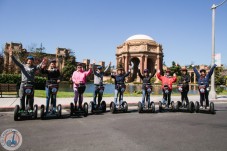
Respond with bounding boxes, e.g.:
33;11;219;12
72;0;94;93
200;106;203;109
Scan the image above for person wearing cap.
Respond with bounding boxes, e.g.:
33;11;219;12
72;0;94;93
178;67;191;105
138;68;156;107
93;62;111;108
192;64;217;109
71;63;92;110
111;64;131;107
41;59;61;114
157;69;177;107
9;51;45;111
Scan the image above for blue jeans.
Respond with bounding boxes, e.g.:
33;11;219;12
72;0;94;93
114;89;123;105
141;89;150;105
93;88;103;105
46;87;56;113
19;83;34;110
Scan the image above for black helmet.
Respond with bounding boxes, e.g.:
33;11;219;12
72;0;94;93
144;69;149;73
200;69;206;73
97;66;103;70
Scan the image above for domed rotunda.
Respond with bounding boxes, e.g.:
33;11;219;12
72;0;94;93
116;34;164;82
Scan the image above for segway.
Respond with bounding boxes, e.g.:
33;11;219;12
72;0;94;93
138;83;155;113
90;84;106;114
159;85;175;112
194;84;215;114
175;84;195;113
70;83;89;117
40;80;62;120
110;83;128;114
14;82;38;121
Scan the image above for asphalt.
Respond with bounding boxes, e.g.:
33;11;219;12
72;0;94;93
0;95;227;112
0;103;227;151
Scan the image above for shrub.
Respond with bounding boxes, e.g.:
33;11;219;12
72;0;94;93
0;74;46;90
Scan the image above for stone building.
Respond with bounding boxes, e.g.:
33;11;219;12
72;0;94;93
4;42;27;73
3;42;107;75
116;34;164;82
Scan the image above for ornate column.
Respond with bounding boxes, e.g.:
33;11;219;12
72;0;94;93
144;55;148;70
194;73;196;83
139;55;144;72
125;55;129;71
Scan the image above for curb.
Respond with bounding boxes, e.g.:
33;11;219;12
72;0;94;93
1;101;227;112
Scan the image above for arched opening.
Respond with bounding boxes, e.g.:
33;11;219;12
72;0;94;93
130;57;140;82
147;58;155;73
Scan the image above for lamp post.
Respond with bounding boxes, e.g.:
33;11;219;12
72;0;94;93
210;0;227;99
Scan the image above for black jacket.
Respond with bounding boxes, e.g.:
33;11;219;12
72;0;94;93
111;71;130;89
138;69;156;89
41;68;61;86
178;74;191;91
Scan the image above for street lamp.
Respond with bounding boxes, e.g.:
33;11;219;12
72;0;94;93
210;0;227;99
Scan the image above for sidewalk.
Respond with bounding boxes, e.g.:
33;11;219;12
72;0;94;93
0;95;227;112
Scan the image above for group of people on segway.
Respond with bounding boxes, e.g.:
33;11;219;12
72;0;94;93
9;49;217;121
157;64;216;114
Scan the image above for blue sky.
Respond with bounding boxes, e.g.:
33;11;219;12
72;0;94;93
0;0;226;66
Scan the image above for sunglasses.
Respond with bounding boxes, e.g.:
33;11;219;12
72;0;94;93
77;66;82;68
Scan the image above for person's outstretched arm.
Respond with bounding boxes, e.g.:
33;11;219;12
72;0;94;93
193;66;200;79
104;62;111;73
156;70;162;81
11;55;23;68
149;69;156;81
207;64;217;79
138;70;143;80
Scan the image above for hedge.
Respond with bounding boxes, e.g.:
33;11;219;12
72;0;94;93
0;74;46;90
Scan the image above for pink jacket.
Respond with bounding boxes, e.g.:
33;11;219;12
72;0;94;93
157;72;177;90
71;69;92;87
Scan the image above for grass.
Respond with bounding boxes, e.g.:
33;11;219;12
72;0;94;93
34;90;146;98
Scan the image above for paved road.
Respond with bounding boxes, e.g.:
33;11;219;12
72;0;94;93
0;103;227;151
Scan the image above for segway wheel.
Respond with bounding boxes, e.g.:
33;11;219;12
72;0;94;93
210;102;215;114
83;103;88;117
34;104;38;119
90;101;94;114
188;101;195;113
57;104;62;118
151;102;155;113
123;101;128;113
159;101;162;112
110;102;115;114
40;104;45;120
171;101;175;111
70;102;74;116
175;101;180;112
195;101;200;113
138;102;142;113
101;101;106;112
14;105;20;121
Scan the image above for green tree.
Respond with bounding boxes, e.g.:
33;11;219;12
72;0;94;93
62;56;76;81
215;66;226;85
169;61;181;76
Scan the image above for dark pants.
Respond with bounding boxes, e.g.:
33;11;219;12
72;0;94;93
74;86;86;108
181;90;189;104
19;83;34;110
93;87;103;106
163;89;172;105
199;91;209;107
